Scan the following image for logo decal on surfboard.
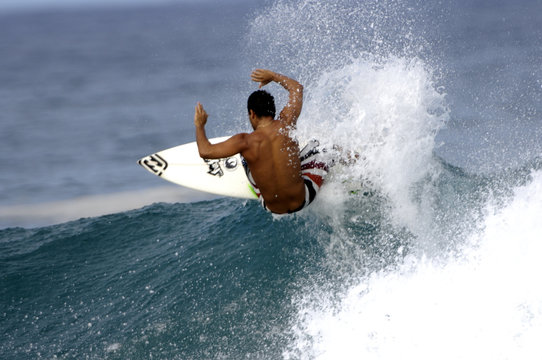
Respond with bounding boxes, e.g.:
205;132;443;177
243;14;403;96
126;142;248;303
224;157;238;171
138;154;168;176
138;137;259;200
205;159;224;177
204;157;237;177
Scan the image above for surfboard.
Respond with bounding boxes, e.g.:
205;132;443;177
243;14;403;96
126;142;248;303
138;136;258;199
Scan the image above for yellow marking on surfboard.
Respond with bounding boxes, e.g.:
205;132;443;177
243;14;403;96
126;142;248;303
248;184;258;198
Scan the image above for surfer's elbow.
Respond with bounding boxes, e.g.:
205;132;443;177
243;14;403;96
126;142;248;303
198;147;212;159
196;141;212;158
198;145;222;159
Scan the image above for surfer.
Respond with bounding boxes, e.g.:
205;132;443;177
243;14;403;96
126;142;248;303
194;69;327;214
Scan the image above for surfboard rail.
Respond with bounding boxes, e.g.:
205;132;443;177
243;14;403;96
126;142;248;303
138;137;258;199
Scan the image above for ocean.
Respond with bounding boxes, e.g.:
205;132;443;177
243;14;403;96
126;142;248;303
1;0;542;358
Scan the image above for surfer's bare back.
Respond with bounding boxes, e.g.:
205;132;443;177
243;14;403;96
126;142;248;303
194;69;327;214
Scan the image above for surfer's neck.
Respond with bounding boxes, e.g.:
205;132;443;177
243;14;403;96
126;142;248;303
256;119;274;129
250;113;275;130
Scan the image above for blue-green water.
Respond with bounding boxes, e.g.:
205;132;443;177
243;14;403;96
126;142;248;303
1;195;396;358
3;160;542;358
1;199;321;358
0;190;384;359
2;0;542;358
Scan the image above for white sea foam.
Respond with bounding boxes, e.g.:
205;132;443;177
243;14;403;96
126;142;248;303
246;1;542;357
105;342;122;352
247;0;447;238
299;56;447;236
247;1;542;356
286;170;542;359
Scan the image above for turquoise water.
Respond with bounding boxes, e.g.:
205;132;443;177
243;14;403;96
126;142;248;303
2;0;542;358
2;199;322;358
2;194;391;358
3;161;542;358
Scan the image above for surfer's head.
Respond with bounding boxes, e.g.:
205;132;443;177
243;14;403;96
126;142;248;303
247;90;276;119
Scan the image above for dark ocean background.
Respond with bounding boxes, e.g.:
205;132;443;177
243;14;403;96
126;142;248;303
2;0;542;358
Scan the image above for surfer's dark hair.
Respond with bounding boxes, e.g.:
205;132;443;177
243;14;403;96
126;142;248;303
247;90;276;118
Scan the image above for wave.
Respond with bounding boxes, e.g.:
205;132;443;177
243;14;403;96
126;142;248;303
0;186;216;229
3;0;541;358
285;167;542;359
241;1;542;358
0;198;341;359
2;161;541;358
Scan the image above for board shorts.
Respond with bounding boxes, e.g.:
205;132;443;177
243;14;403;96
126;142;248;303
242;140;329;214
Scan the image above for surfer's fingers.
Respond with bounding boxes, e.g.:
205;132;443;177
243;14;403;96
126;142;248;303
251;69;266;81
196;102;206;114
195;103;206;120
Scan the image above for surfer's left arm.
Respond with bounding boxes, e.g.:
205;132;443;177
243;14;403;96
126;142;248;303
194;102;249;159
251;69;303;127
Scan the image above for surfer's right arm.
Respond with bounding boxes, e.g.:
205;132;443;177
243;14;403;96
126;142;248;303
194;102;252;159
251;69;303;127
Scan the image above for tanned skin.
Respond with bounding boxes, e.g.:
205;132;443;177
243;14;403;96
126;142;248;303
194;69;304;214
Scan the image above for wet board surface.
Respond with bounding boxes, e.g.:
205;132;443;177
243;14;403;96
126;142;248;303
138;136;258;199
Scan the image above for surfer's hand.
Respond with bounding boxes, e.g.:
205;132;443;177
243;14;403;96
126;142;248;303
251;69;275;88
194;102;208;127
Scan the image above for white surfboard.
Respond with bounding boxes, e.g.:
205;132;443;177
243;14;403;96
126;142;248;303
138;136;258;199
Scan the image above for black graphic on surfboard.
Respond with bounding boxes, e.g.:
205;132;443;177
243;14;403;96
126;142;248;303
205;159;224;177
138;154;168;176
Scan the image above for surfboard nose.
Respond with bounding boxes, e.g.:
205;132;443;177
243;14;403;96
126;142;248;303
138;154;168;177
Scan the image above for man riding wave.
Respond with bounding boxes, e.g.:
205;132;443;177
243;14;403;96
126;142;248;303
194;69;328;214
